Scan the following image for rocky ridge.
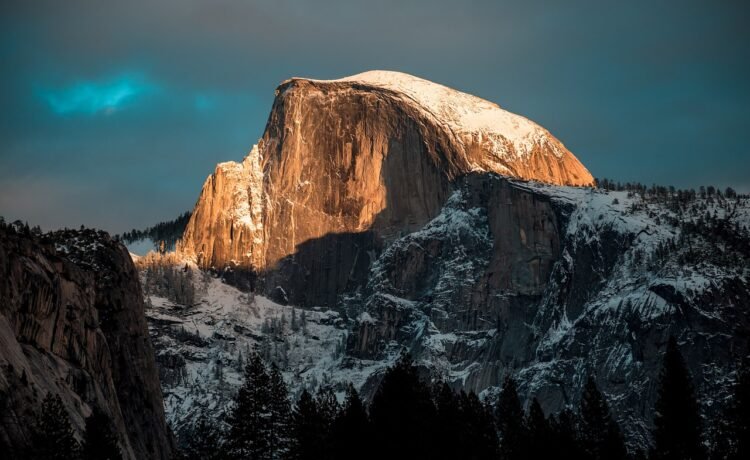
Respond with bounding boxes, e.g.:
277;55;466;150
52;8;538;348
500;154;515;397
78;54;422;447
146;179;750;450
154;71;749;451
0;225;174;459
178;71;593;286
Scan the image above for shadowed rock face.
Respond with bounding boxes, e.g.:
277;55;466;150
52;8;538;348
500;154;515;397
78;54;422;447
350;174;562;357
343;178;750;449
157;72;750;451
0;227;173;460
179;71;593;303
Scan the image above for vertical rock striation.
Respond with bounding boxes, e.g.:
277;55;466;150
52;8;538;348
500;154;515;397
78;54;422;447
178;71;593;305
0;226;173;459
155;71;749;450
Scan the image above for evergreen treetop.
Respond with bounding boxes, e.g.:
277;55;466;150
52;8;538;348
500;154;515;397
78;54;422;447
32;393;80;460
579;375;627;460
495;376;527;460
650;337;705;460
82;406;122;460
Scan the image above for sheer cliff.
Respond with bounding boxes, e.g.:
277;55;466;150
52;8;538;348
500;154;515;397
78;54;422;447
164;71;749;450
0;226;174;460
149;180;750;451
178;71;593;285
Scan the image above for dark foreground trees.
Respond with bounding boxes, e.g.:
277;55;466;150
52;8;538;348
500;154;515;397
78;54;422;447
650;337;706;460
224;354;290;459
579;376;627;460
27;394;122;460
26;342;750;460
81;407;122;460
210;352;630;460
287;389;323;460
495;377;526;460
183;415;223;460
723;352;750;460
369;354;440;458
171;342;749;460
215;353;499;460
330;385;370;460
23;334;749;460
31;393;80;460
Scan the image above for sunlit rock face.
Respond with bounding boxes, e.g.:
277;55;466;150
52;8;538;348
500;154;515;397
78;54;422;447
179;71;593;303
180;148;264;270
0;227;174;460
164;71;750;450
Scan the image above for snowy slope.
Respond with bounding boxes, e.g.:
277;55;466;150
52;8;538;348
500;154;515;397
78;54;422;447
143;179;750;450
144;271;396;439
302;70;568;165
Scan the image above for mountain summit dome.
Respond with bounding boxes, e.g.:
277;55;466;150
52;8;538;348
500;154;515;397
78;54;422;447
179;70;594;276
288;70;594;185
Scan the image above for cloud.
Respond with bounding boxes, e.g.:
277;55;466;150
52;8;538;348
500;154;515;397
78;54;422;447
37;74;156;116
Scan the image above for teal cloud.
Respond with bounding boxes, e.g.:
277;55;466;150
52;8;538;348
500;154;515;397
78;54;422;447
39;74;155;115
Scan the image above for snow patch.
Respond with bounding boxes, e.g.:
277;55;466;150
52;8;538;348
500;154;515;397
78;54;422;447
296;70;569;163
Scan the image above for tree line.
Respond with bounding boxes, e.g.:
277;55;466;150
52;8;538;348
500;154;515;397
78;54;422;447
594;178;745;201
11;338;749;460
116;211;192;251
175;337;749;460
17;393;121;460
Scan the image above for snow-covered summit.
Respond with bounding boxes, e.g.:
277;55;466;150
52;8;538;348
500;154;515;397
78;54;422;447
295;70;570;162
180;70;593;273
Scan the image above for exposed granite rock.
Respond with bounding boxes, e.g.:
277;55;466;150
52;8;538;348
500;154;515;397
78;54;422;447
0;226;173;459
168;70;749;451
351;174;560;356
158;169;749;451
178;71;593;302
180;146;264;271
347;181;750;448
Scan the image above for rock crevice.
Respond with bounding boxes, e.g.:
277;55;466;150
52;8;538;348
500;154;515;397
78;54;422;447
0;227;174;460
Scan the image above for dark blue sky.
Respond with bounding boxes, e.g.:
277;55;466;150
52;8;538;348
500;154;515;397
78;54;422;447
1;0;748;233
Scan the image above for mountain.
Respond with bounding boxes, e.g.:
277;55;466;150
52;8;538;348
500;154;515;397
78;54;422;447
146;71;749;450
178;70;593;285
0;224;174;459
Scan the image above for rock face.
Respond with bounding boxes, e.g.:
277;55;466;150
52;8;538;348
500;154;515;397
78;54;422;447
349;181;750;448
0;226;173;460
179;71;593;297
351;174;561;357
152;176;750;452
168;70;749;450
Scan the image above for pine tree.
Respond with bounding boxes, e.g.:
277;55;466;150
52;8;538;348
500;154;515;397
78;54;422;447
82;407;122;460
369;353;438;459
725;351;750;460
314;387;340;457
650;337;705;460
433;383;497;459
550;408;585;459
225;353;272;459
526;398;553;459
287;390;325;460
184;414;223;460
331;385;371;460
495;376;526;460
31;393;81;460
435;382;463;459
315;387;340;431
268;364;291;459
579;376;627;460
458;391;499;459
